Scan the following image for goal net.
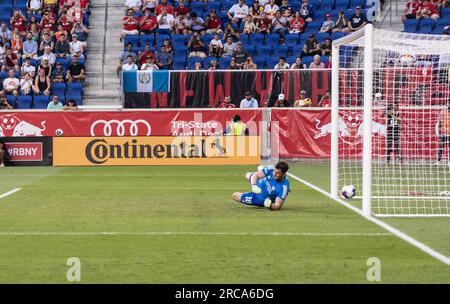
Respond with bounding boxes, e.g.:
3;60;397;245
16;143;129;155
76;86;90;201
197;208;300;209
331;25;450;217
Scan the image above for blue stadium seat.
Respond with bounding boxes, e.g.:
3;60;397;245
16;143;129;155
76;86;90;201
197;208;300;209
253;56;266;69
66;93;82;105
266;58;280;69
250;33;264;46
6;95;16;108
17;95;32;109
51;83;67;97
219;56;232;68
206;2;221;12
140;35;155;47
124;35;140;50
320;0;334;11
173;46;188;58
419;19;435;33
285;33;300;47
244;45;256;56
173;57;186;70
171;34;187;47
404;19;419;33
331;32;345;40
255;45;272;57
314;10;328;21
67;82;83;98
292;45;304;57
349;0;365;8
302;56;314;67
292;0;301;12
315;32;330;43
32;95;50;109
266;34;280;46
441;7;450;18
273;45;289;58
305;21;322;33
335;0;349;11
187;57;203;69
190;1;206;12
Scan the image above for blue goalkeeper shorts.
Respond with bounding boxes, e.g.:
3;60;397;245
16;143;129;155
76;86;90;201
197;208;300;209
240;192;264;206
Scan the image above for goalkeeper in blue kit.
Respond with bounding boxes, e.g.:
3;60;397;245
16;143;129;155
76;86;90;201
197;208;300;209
232;161;290;211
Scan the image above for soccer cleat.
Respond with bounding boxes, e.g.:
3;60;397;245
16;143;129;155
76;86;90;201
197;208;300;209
245;172;252;182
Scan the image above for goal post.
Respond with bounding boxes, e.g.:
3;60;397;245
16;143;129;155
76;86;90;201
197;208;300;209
331;24;450;217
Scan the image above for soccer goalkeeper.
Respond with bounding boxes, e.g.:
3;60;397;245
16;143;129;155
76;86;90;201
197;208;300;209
434;103;450;166
231;161;290;211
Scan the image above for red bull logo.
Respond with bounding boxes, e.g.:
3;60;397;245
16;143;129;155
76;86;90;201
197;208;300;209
0;114;46;137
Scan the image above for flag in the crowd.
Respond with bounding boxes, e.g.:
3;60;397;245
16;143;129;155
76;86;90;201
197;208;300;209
122;70;169;93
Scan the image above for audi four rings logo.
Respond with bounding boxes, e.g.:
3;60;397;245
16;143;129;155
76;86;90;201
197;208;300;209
90;120;152;136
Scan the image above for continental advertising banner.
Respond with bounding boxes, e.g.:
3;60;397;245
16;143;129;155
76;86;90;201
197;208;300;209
53;136;260;166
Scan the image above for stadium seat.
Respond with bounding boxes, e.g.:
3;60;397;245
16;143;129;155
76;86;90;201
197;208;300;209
173;46;188;58
285;33;300;47
187;57;203;69
66;93;82;105
206;2;221;12
350;0;365;8
140;35;155;47
273;45;289;58
6;95;16;108
244;45;256;56
17;95;32;109
250;34;264;46
253;56;266;69
255;45;272;57
266;34;280;46
51;83;67;98
67;82;83;97
320;0;334;11
419;19;435;33
218;57;232;68
302;56;314;67
267;58;280;69
124;35;140;50
441;7;450;18
404;19;419;33
32;95;50;109
335;0;349;11
331;32;345;40
315;32;330;43
190;1;206;12
305;21;322;33
171;34;187;47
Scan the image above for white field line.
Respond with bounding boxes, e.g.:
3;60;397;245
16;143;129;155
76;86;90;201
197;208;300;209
0;188;21;200
0;232;391;237
287;172;450;266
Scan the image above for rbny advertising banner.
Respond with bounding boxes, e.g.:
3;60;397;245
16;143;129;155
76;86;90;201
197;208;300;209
53;136;261;166
0;110;263;137
3;137;53;166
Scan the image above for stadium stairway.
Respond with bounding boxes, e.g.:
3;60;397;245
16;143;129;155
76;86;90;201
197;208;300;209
374;0;408;32
83;0;124;106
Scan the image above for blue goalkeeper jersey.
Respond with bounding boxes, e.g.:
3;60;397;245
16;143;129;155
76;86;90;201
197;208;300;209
255;167;290;203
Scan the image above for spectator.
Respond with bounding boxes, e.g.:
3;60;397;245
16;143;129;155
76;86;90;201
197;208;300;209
38;57;52;77
206;10;222;35
3;70;20;96
156;45;173;69
33;68;51;96
416;0;440;20
232;42;249;68
69;34;84;60
163;38;173;54
290;57;306;69
209;34;223;57
274;56;290;69
22;32;38;60
309;54;325;69
140;8;158;34
333;11;349;32
264;0;279;19
39;32;55;54
271;11;289;38
223;22;240;42
273;93;290;107
299;0;314;22
117;42;137;75
55;34;71;61
228;0;249;26
280;0;293;18
243;14;258;34
63;98;79;110
67;55;86;82
218;96;236;108
21;58;36;77
302;34;321;57
402;0;421;23
174;11;191;34
208;59;220;70
4;49;18;70
125;0;142;12
194;61;203;70
19;72;33;95
121;8;140;42
143;0;157;12
190;12;206;34
11;32;23;55
28;0;43;15
243;56;257;69
346;6;368;32
58;11;73;34
71;22;89;48
140;56;159;70
52;62;66;83
174;0;190;17
320;13;335;33
321;38;332;56
54;24;69;42
229;58;240;69
39;46;56;66
294;90;312;107
256;12;271;34
10;9;27;38
223;37;237;57
325;54;332;68
155;0;175;15
290;12;306;33
318;92;331;107
0;91;13;110
0;23;11;43
240;91;259;108
40;9;55;33
122;55;138;71
156;8;175;35
250;1;264;19
138;44;155;66
188;33;206;58
47;95;63;110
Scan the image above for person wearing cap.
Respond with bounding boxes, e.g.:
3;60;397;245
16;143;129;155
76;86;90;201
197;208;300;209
39;45;56;66
69;34;85;60
320;13;335;33
228;0;249;26
301;34;321;57
22;32;38;60
346;6;368;32
21;57;36;77
240;91;259;108
274;56;290;69
218;96;236;108
294;90;312;107
38;56;52;77
273;93;290;107
140;55;159;70
232;42;249;68
224;114;249;136
206;10;223;35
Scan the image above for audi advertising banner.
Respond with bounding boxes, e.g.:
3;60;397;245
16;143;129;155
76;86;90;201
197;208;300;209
3;137;53;166
53;136;260;166
0;110;263;138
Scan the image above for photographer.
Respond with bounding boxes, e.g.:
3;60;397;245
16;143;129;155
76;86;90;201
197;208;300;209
187;33;206;58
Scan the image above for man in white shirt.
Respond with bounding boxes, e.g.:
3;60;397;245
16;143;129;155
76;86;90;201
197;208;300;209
157;8;175;35
264;0;279;19
240;91;259;108
3;70;20;96
21;58;36;77
140;56;159;70
228;0;249;26
39;46;56;66
222;37;237;57
69;34;84;60
274;57;290;69
209;34;223;57
122;55;138;71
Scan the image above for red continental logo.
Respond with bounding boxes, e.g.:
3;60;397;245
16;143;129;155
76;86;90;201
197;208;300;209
7;142;43;161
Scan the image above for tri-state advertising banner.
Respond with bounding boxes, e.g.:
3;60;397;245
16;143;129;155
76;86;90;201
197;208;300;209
53;136;261;166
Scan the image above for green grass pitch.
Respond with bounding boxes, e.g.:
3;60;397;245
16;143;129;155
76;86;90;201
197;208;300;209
0;164;449;283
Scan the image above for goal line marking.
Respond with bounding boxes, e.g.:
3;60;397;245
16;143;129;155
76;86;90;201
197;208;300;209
0;188;21;200
287;173;450;266
0;232;392;237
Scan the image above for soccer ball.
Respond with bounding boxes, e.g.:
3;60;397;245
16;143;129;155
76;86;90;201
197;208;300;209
341;185;356;199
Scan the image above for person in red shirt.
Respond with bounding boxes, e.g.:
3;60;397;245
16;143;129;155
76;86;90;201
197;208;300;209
402;0;422;23
416;0;440;20
155;0;174;16
218;96;236;108
318;92;331;107
121;8;140;41
140;8;158;34
174;0;190;17
256;12;271;34
289;11;305;33
10;10;27;38
40;10;56;33
206;10;222;34
58;11;74;33
138;44;155;65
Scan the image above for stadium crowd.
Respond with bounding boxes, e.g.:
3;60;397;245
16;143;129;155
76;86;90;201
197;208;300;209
402;0;450;34
0;0;89;110
119;0;374;71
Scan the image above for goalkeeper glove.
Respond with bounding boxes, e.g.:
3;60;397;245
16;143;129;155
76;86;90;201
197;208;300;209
252;184;261;194
263;198;272;208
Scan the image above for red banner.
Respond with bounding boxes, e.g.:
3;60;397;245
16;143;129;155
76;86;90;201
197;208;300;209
0;110;263;138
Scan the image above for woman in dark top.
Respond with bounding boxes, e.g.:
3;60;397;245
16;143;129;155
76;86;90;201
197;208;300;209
32;68;51;96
